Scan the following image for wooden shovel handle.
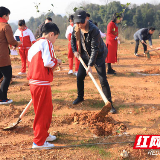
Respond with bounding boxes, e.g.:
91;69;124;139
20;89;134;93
79;56;109;104
19;99;32;119
143;42;160;55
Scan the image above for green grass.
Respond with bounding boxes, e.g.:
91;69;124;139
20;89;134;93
53;98;65;103
128;72;135;77
11;98;31;106
90;101;104;108
81;100;104;109
52;90;62;93
66;89;77;93
26;108;35;116
116;104;128;110
52;114;56;117
124;72;135;77
52;89;77;94
84;145;112;158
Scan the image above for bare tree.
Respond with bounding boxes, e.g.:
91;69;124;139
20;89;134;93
150;0;159;5
99;0;113;5
65;2;80;16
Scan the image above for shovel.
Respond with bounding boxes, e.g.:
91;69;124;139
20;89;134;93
143;42;160;58
3;99;32;130
79;56;111;119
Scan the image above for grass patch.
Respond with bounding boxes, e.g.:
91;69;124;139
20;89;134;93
128;72;135;76
84;145;112;158
10;81;21;85
90;101;104;108
52;89;77;94
54;98;65;102
134;108;140;115
26;108;34;116
11;98;31;106
125;72;135;77
115;104;128;110
66;89;77;93
82;100;104;108
52;114;56;117
52;90;62;93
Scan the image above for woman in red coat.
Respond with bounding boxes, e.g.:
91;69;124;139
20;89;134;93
105;13;122;74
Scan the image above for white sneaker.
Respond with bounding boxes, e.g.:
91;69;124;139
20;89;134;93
134;53;138;56
68;70;73;75
46;134;56;141
73;72;78;76
0;99;13;105
18;72;26;75
32;141;54;149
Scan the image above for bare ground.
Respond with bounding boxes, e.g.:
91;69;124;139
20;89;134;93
1;39;160;159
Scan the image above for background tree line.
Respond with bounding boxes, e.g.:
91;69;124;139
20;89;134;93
10;2;160;40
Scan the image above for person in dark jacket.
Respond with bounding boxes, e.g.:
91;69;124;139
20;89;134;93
34;17;52;39
71;9;116;114
134;27;155;56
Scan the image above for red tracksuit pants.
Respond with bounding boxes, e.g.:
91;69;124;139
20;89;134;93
68;41;79;72
19;48;29;73
30;84;53;146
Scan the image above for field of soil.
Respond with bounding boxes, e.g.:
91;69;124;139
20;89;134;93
1;39;160;159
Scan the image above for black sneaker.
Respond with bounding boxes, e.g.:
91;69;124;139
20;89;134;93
107;69;116;75
110;106;117;114
73;97;84;105
111;69;116;73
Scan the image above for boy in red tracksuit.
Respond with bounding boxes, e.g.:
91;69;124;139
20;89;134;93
14;19;36;75
65;15;79;76
27;23;62;149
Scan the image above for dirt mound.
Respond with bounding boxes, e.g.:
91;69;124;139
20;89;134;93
59;111;127;136
141;67;160;74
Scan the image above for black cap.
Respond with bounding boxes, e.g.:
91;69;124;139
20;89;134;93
74;10;86;24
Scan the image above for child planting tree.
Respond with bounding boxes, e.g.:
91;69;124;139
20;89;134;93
27;22;62;149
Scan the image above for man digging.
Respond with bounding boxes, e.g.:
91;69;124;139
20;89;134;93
71;9;116;114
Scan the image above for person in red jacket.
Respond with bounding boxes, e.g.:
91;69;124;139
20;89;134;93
27;23;62;149
65;15;79;76
105;13;122;74
14;19;36;75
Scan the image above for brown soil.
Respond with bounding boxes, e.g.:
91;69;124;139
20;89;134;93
0;39;160;159
57;111;126;136
141;67;160;74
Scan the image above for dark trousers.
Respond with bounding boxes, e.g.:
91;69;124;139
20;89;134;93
135;40;147;53
107;63;112;71
0;65;12;100
77;59;112;103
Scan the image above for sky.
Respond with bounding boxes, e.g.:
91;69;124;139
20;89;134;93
0;0;157;23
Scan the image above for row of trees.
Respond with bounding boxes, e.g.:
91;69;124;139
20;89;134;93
83;2;160;39
10;2;160;40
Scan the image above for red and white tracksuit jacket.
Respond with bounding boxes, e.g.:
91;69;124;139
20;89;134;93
27;37;57;146
14;27;36;72
65;23;79;72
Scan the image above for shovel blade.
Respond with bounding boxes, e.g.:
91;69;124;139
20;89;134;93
93;102;111;119
3;118;21;131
